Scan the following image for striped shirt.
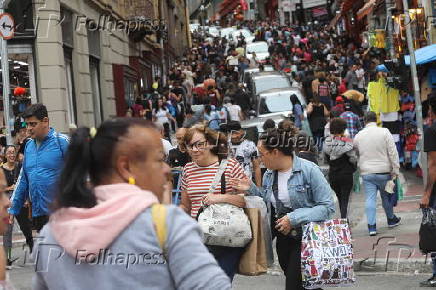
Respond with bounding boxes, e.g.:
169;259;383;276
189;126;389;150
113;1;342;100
181;159;246;218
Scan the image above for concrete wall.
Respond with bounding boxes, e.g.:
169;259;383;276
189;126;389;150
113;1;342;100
33;0;142;132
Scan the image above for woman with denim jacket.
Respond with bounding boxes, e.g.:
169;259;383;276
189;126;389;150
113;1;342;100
230;127;335;290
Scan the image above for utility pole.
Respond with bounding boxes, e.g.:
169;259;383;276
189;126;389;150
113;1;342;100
385;0;396;59
0;0;12;145
402;0;427;186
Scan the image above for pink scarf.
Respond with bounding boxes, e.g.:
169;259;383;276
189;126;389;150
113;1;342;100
50;183;159;257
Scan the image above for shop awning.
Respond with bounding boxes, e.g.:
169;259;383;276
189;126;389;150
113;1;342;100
313;7;328;17
356;0;376;20
219;0;239;17
404;44;436;66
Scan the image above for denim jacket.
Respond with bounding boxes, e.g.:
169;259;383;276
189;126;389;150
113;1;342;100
248;156;335;227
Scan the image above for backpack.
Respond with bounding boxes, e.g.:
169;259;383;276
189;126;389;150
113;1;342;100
151;204;167;254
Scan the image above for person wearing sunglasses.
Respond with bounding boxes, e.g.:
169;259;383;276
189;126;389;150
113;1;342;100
9;104;69;233
180;124;247;282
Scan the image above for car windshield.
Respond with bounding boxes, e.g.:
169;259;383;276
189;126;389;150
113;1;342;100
221;28;235;37
254;77;290;94
259;95;293;115
247;43;268;54
233;30;251;39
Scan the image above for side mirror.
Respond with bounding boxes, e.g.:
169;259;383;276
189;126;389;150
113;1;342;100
248;110;257;119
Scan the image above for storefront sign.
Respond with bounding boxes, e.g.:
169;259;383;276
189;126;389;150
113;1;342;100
282;0;295;12
0;13;14;39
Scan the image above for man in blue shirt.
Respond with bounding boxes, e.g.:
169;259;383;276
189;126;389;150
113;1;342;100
9;104;69;232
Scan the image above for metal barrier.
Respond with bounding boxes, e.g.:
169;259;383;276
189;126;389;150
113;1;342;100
171;168;183;205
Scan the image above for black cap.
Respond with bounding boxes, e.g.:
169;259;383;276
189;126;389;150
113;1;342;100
227;120;242;131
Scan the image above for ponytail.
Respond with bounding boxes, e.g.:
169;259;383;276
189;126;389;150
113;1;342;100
53;118;156;210
54;128;96;209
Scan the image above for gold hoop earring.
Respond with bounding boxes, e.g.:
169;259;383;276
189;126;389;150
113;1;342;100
128;177;136;185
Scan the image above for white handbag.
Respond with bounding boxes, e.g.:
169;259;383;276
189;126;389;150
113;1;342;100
197;159;252;247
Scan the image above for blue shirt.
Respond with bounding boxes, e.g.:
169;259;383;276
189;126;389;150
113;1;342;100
9;128;69;217
248;156;335;227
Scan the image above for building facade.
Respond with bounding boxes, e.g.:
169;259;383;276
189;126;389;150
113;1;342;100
3;0;189;133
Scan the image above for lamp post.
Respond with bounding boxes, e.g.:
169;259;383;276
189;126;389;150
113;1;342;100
402;0;427;186
200;3;205;27
385;0;396;59
0;0;12;145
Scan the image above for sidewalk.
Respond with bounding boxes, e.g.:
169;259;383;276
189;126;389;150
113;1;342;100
347;169;432;273
4;169;431;275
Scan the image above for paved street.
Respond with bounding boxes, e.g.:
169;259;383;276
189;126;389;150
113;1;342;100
4;168;431;289
7;261;433;290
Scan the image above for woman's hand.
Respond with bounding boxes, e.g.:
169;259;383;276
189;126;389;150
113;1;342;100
228;177;251;192
275;215;292;235
202;193;222;206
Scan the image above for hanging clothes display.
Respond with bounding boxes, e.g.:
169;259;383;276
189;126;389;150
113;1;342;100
367;78;400;113
374;30;386;49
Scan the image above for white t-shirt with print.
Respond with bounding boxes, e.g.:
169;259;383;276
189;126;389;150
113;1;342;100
270;167;293;209
230;140;258;180
226;104;242;121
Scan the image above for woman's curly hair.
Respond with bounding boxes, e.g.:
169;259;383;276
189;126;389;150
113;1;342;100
259;122;298;156
183;124;228;158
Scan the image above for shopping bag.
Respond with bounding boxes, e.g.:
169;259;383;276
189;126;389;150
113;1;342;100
395;178;404;201
419;208;436;254
353;171;360;193
238;208;267;276
244;196;274;267
301;219;356;289
197;203;252;247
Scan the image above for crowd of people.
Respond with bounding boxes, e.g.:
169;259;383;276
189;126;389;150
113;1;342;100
0;18;432;290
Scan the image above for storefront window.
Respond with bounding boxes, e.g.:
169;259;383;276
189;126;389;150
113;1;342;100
90;58;103;126
1;44;37;133
88;28;102;126
64;49;77;125
124;77;136;109
61;8;74;48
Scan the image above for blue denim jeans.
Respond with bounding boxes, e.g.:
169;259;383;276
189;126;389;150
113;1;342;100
432;253;436;276
362;174;395;226
207;245;244;281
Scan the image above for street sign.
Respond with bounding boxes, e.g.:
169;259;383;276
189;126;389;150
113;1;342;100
0;13;14;39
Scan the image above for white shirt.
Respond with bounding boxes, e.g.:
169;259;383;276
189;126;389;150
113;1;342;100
226;104;241;121
161;138;174;157
155;108;169;124
270;167;293;209
356;68;365;89
230;140;258;180
353;123;400;176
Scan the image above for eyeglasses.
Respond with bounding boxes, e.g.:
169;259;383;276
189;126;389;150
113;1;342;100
186;140;208;151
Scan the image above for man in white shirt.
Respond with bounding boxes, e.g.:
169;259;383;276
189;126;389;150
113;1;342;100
227;121;261;186
354;112;401;236
154;122;174;159
355;63;365;92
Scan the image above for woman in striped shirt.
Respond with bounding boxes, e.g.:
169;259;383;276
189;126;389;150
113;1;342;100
180;124;247;281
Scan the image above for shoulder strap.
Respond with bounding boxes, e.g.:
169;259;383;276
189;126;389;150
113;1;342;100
151;204;167;251
208;159;228;195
